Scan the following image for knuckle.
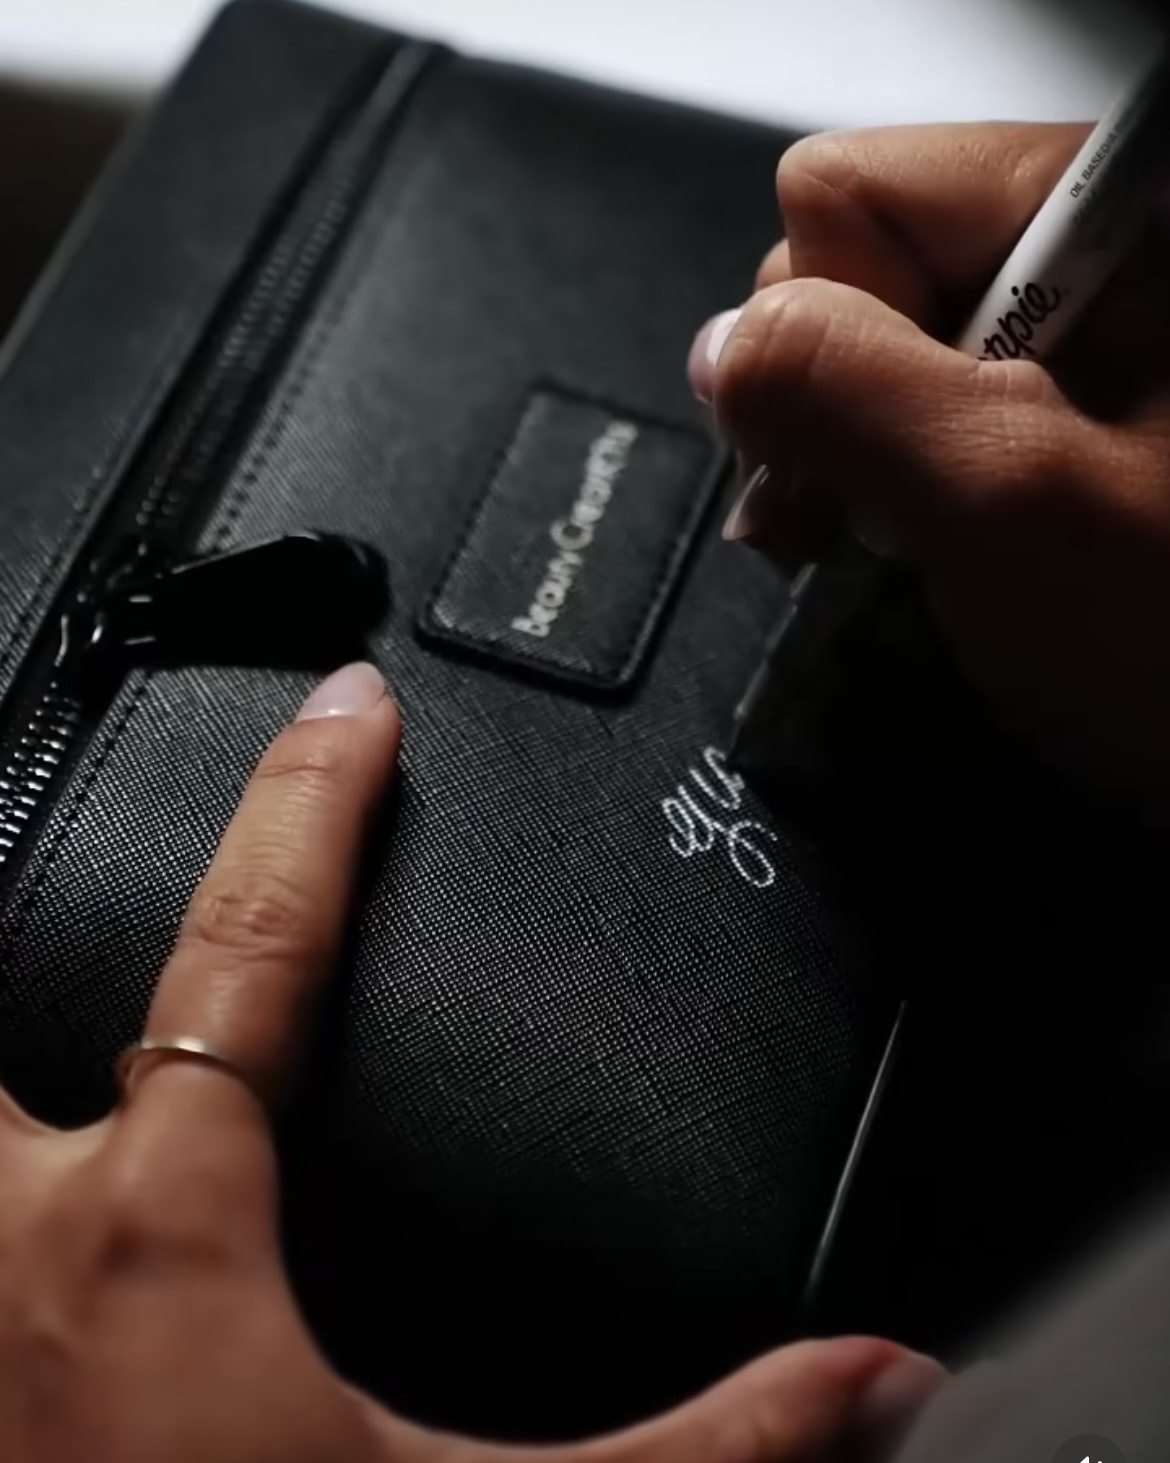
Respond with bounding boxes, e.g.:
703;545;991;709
717;280;838;409
977;357;1061;410
999;126;1074;211
252;725;353;799
182;870;312;966
1121;432;1170;510
1006;426;1073;496
91;1160;197;1264
776;129;862;214
783;130;854;200
956;367;1082;506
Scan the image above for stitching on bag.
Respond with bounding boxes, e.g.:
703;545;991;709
614;449;721;679
0;75;421;952
0;314;195;689
0;39;444;690
424;458;713;686
207;303;337;553
208;43;443;554
207;165;390;549
420;395;547;621
421;385;722;688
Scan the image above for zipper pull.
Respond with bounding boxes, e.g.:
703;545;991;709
57;532;390;689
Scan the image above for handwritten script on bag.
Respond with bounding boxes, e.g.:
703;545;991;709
661;746;778;890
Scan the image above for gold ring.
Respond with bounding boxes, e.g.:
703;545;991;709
116;1037;262;1106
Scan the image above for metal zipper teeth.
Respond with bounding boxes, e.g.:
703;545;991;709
0;41;438;882
0;686;84;863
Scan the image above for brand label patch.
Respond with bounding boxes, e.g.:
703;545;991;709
419;387;718;691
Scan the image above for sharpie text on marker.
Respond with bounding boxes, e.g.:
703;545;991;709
730;48;1170;770
977;281;1065;361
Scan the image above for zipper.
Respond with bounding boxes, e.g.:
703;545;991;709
0;41;436;890
0;686;85;865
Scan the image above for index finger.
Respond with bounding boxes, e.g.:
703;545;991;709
132;661;400;1113
765;121;1091;325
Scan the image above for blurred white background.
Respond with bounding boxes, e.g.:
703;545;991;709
0;0;1161;128
0;0;1162;335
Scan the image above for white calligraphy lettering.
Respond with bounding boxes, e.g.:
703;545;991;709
661;747;778;889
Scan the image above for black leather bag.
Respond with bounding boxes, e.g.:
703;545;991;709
0;0;904;1438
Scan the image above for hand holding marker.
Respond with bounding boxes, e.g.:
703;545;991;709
731;48;1170;774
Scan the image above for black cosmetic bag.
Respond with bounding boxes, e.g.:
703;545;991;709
4;0;1164;1442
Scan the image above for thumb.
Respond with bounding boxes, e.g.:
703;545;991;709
567;1337;945;1463
694;277;1092;563
353;1338;945;1463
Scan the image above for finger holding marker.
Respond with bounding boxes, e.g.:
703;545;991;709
700;277;1092;558
691;51;1170;800
694;51;1169;553
755;121;1091;325
692;122;1095;560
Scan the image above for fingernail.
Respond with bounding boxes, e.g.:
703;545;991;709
723;465;770;542
853;1352;946;1456
688;307;743;402
296;661;386;721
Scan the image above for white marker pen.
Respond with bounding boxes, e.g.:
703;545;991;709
957;48;1170;362
732;47;1170;773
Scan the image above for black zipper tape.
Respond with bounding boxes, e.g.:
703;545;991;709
0;39;441;890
